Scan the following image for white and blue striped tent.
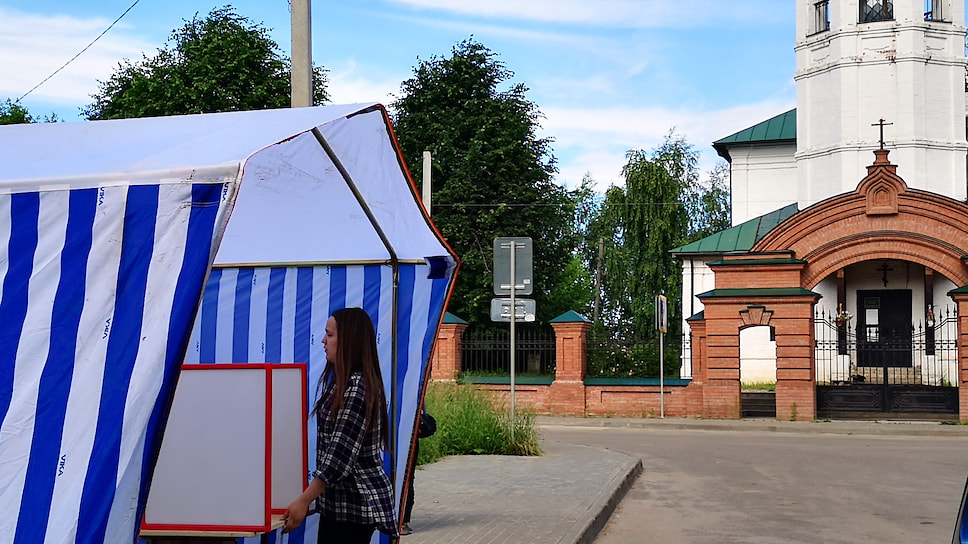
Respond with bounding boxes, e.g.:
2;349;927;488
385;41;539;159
0;104;457;544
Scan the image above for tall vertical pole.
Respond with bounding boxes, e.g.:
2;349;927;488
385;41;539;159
290;0;313;108
593;237;604;323
659;329;665;418
422;151;432;216
509;242;516;429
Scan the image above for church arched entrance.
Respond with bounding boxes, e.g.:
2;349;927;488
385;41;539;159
811;260;959;417
747;149;968;420
690;149;968;421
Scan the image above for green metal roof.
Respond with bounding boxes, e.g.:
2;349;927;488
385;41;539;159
549;310;592;323
714;109;797;146
697;287;818;299
707;258;805;267
670;203;799;255
713;109;797;162
443;312;469;324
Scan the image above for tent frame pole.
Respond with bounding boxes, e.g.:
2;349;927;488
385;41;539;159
311;127;402;487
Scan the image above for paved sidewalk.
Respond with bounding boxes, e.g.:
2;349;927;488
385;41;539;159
402;438;642;544
401;417;968;544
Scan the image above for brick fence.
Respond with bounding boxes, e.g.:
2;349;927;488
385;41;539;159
430;312;705;418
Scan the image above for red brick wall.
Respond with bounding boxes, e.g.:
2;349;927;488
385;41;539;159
430;321;466;381
430;156;968;421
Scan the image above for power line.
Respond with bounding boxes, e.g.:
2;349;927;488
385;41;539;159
434;202;691;208
17;0;143;103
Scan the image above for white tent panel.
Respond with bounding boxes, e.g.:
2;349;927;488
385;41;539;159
316;106;445;261
0;104;370;184
215;106;446;265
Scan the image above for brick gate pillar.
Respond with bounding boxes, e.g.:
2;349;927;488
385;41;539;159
430;313;468;381
773;297;818;421
549;311;592;415
951;292;968;422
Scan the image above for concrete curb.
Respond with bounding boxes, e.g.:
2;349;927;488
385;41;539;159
564;455;643;544
538;415;968;437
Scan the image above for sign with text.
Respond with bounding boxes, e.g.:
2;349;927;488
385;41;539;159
493;237;533;295
490;297;536;322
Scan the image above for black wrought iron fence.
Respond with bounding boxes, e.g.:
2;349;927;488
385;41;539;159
814;306;958;386
460;327;556;377
586;328;682;379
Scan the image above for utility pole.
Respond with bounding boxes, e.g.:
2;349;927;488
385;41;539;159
593;237;604;322
290;0;313;108
422;151;432;217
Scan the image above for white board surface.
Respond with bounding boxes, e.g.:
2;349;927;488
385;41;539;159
144;367;268;528
271;366;307;510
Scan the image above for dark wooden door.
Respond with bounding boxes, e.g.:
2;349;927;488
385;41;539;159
856;290;912;368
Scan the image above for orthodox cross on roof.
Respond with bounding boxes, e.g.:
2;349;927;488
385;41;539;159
872;118;893;150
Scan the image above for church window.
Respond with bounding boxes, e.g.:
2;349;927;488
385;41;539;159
924;0;945;21
860;0;893;22
813;1;830;33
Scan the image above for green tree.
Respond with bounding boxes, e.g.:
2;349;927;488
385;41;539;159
622;136;692;337
585;132;728;338
1;99;35;124
684;161;731;240
391;39;590;326
582;185;632;327
84;6;328;120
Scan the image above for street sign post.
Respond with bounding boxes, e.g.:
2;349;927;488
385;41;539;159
656;295;667;418
493;237;534;428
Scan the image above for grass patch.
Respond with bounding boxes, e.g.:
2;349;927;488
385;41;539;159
416;381;542;465
741;381;776;392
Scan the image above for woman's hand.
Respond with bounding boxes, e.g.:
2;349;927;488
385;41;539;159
282;496;312;533
281;477;326;534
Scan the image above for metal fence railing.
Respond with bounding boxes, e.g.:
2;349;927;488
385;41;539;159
585;328;683;379
460;327;556;377
814;306;958;386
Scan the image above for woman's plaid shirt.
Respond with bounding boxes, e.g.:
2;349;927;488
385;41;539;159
313;373;398;537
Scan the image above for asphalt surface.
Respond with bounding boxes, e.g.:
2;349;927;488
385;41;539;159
400;416;968;544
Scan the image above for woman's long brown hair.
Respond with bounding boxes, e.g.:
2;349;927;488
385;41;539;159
316;307;390;447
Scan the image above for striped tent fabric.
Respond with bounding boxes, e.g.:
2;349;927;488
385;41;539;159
0;180;237;543
1;104;457;544
184;262;451;544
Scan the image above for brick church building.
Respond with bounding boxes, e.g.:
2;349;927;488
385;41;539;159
672;0;968;421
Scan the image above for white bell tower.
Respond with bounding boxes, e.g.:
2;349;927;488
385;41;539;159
794;0;968;204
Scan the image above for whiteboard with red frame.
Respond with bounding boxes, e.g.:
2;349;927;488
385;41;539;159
141;363;307;534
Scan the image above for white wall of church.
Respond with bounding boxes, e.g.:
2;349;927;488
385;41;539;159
727;143;798;225
739;326;777;384
679;257;716;379
795;0;968;207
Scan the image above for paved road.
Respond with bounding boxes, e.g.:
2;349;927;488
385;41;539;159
541;424;968;544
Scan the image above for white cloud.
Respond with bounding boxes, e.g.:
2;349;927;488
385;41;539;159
384;0;783;27
325;60;406;106
0;8;154;105
543;100;795;191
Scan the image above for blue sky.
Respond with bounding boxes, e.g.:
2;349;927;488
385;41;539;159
0;0;796;190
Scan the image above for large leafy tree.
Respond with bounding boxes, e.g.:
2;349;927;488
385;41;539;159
622;138;692;337
84;6;328;119
684;161;731;240
1;99;35;124
391;39;590;326
585;133;729;338
1;99;58;124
